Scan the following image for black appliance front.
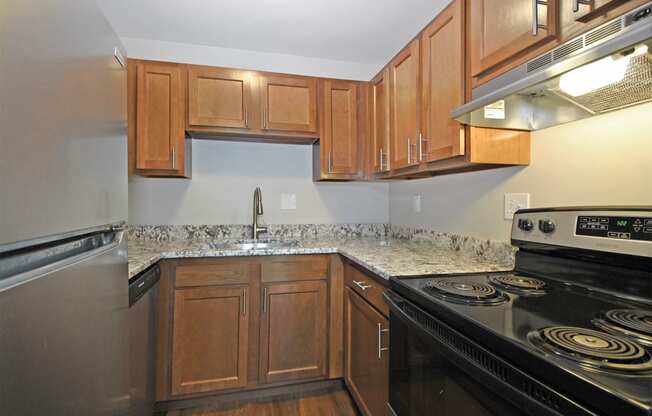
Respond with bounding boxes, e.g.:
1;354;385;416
385;290;595;416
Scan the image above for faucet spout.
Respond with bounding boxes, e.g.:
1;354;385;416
252;187;268;240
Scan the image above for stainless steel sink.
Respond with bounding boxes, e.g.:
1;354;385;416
206;239;301;251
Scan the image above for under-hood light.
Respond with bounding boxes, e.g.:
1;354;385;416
559;44;649;97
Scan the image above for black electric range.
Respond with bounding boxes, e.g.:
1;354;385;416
385;207;652;416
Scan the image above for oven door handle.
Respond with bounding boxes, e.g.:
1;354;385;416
382;290;598;416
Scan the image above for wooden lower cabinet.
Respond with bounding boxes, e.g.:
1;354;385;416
345;288;389;416
171;285;249;395
156;256;340;402
259;280;328;384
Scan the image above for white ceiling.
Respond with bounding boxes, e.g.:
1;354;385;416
98;0;450;66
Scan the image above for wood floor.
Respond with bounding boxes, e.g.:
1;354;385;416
162;388;359;416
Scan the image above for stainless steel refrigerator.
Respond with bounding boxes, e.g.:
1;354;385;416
0;1;130;414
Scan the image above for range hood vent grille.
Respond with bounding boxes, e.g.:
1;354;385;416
553;38;584;61
586;19;623;46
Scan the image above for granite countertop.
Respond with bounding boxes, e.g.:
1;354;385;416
128;237;515;280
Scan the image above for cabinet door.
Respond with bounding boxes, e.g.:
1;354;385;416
135;62;186;174
389;39;420;170
188;66;255;129
171;285;249;395
345;288;389;416
260;75;318;133
371;68;391;173
470;0;558;76
259;280;328;384
420;0;465;163
320;79;360;177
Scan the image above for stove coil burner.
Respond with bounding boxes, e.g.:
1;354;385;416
593;309;652;347
424;280;508;305
530;326;652;373
489;275;546;294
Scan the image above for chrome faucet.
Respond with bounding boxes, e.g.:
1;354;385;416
252;187;268;240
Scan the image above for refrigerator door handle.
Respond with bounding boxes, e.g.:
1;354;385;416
0;229;125;292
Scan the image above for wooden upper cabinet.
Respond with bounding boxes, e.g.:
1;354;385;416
259;280;328;384
134;61;188;176
171;284;249;396
560;0;646;37
420;0;465;163
470;0;559;77
389;38;420;170
260;75;318;134
345;288;389;416
371;68;391;173
188;66;256;129
319;79;360;178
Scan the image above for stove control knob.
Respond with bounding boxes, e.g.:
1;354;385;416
539;219;556;234
518;218;534;232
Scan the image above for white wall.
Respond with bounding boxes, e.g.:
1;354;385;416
122;37;378;81
129;140;389;225
389;102;652;241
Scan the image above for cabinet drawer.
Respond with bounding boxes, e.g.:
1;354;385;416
261;255;329;282
344;263;389;317
175;262;251;287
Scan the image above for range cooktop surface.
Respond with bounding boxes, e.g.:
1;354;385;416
392;271;652;414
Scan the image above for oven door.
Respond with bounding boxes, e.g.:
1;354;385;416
384;290;595;416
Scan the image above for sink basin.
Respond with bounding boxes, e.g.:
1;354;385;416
207;239;301;251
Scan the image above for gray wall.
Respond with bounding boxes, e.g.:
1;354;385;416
389;102;652;241
129;140;389;225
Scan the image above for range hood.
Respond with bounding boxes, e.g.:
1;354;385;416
452;3;652;131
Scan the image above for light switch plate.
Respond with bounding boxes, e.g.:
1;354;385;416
413;194;422;213
504;193;530;220
281;193;296;210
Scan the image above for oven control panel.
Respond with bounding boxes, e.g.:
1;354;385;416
511;208;651;258
576;216;652;241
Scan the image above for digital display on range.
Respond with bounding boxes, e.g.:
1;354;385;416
576;216;652;241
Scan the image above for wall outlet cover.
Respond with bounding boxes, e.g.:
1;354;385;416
504;193;530;220
413;194;422;213
281;193;297;210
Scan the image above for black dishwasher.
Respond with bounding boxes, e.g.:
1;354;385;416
128;264;160;416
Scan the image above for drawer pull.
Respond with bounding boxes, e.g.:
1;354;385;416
353;280;372;291
378;323;390;359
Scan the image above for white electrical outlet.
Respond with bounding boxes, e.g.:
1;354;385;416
504;193;530;220
413;194;422;213
281;193;296;210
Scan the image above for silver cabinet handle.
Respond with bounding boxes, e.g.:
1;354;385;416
532;0;549;36
377;323;389;359
407;138;411;164
262;108;268;129
573;0;593;13
379;147;384;171
242;288;247;316
353;280;372;291
244;104;248;128
418;133;423;161
328;150;333;173
171;145;176;170
262;287;268;314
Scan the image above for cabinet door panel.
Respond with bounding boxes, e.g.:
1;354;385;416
321;80;359;176
171;285;248;395
389;39;420;170
371;68;391;173
345;288;389;416
136;62;185;173
261;76;317;133
471;0;558;76
259;281;328;384
188;67;254;129
421;0;465;163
